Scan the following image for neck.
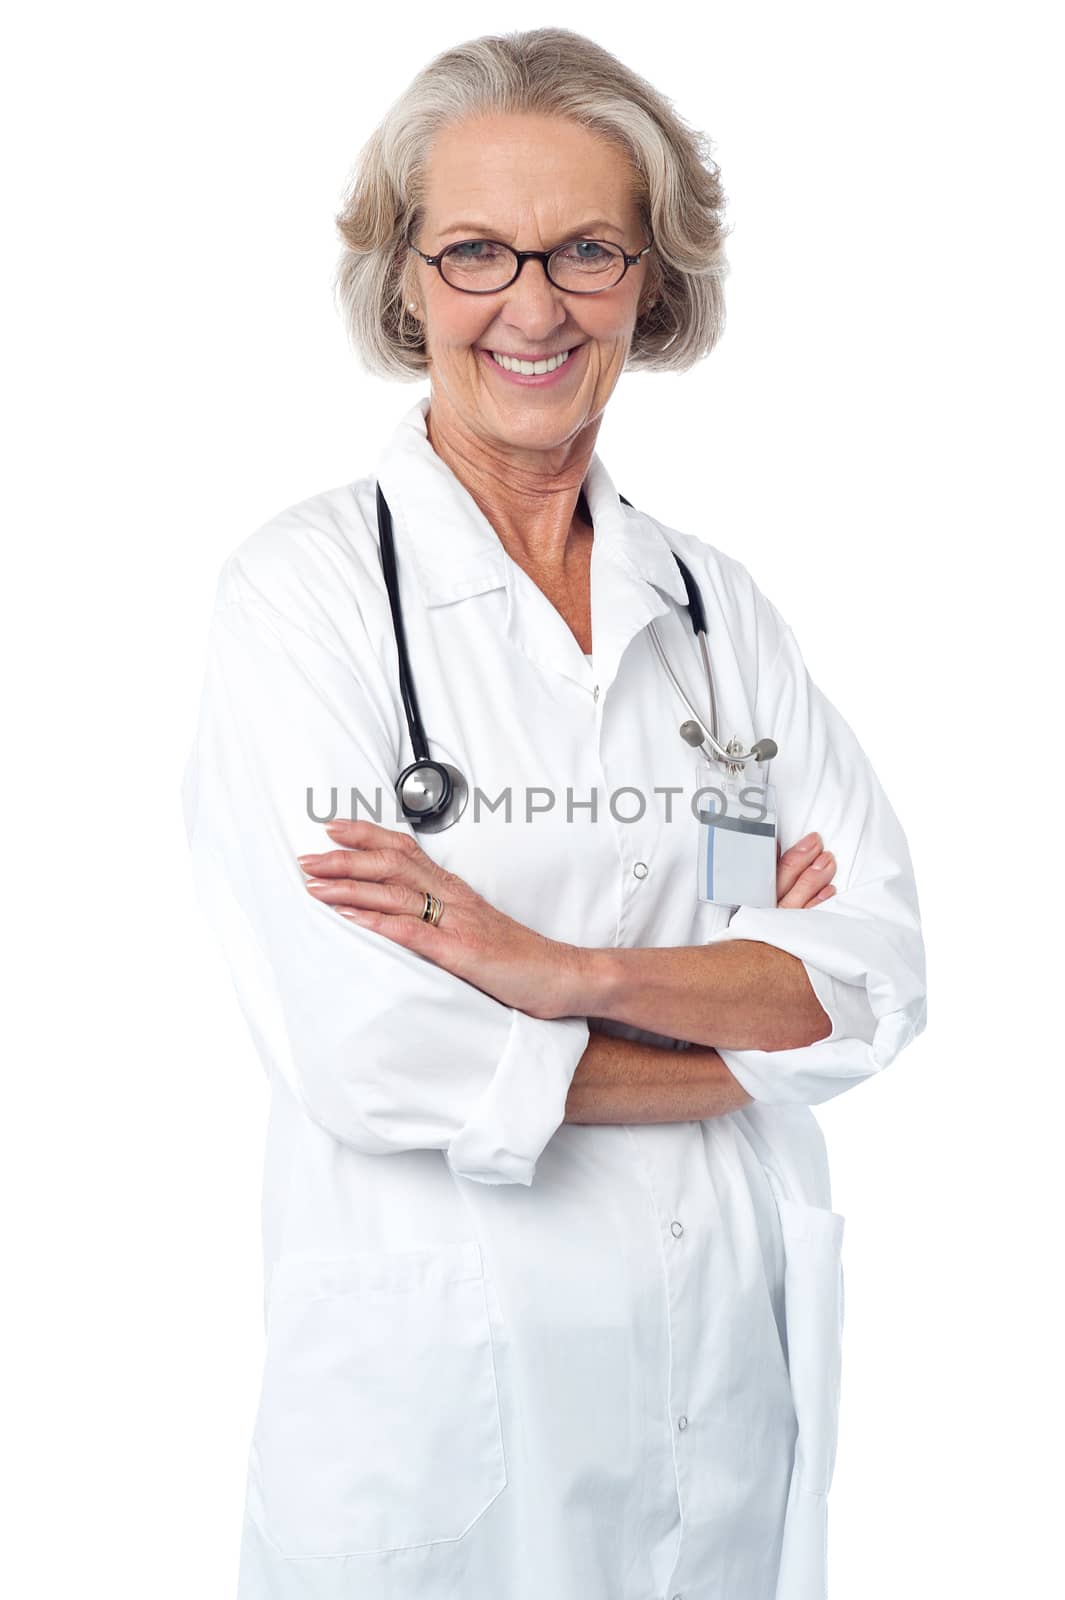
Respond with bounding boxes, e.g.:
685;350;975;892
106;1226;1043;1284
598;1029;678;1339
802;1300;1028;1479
425;391;600;568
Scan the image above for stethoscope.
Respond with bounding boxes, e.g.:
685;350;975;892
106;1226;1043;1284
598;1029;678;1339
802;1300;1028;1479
376;482;778;832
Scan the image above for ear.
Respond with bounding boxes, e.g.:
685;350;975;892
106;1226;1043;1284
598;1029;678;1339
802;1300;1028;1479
637;264;661;319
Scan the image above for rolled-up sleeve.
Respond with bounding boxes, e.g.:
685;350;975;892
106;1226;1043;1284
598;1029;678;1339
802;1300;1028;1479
181;579;589;1185
707;599;927;1106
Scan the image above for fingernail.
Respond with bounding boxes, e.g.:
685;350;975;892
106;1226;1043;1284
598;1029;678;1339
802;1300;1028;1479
794;832;820;853
813;851;833;869
297;855;319;867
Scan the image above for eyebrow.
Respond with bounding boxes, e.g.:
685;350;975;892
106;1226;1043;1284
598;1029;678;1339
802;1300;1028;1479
436;218;626;242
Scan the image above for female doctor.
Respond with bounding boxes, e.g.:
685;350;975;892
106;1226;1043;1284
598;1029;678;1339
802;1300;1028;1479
181;27;927;1600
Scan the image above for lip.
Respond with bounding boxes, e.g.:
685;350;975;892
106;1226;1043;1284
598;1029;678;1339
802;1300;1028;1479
479;344;584;387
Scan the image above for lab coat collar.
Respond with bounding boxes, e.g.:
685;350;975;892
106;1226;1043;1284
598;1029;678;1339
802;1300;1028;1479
374;395;688;609
373;395;690;694
374;396;507;607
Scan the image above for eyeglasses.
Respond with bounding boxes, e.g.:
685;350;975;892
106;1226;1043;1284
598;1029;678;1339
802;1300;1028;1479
406;228;654;295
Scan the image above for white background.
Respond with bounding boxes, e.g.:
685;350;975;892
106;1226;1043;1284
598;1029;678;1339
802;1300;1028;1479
4;3;1059;1594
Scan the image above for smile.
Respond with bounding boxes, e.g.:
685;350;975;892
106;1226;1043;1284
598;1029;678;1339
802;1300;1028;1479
479;345;583;386
491;348;573;374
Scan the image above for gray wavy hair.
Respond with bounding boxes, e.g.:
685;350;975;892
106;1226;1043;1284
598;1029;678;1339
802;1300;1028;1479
333;28;731;380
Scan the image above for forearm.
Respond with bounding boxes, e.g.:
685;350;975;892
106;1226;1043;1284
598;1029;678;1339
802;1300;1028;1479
563;1030;752;1125
569;939;833;1052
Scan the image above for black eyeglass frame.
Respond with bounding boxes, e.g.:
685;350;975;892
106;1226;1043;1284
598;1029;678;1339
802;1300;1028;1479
406;228;655;295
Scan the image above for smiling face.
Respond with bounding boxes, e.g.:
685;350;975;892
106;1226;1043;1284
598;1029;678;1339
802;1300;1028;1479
407;112;655;458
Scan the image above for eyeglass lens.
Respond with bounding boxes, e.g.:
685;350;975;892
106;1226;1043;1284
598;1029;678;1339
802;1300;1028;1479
439;239;626;292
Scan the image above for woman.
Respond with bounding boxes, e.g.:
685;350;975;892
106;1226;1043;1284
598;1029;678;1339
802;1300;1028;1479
182;27;926;1600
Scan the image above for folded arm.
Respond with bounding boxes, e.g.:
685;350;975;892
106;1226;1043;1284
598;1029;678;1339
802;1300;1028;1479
564;599;927;1099
306;584;927;1114
182;576;589;1187
574;937;835;1052
697;597;927;1106
564;1033;750;1125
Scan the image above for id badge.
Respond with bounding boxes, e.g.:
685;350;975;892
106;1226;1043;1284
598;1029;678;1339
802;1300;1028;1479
695;760;778;909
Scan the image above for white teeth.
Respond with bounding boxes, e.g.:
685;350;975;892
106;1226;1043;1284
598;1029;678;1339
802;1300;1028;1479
491;348;572;375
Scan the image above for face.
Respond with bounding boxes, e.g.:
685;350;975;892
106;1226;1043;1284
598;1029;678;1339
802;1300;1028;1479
407;112;655;457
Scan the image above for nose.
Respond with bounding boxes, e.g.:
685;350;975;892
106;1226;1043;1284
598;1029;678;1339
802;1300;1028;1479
498;257;568;339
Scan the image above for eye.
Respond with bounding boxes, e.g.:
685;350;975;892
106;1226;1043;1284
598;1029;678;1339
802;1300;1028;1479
557;239;610;262
447;240;507;262
548;239;625;287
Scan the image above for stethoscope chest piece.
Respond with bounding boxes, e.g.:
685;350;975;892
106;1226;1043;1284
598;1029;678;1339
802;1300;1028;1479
395;758;469;832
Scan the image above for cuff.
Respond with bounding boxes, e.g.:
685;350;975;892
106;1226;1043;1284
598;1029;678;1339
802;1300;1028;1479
705;907;922;1106
801;961;879;1046
445;1011;591;1186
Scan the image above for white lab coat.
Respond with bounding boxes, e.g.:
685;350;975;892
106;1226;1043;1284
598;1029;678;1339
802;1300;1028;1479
182;395;926;1600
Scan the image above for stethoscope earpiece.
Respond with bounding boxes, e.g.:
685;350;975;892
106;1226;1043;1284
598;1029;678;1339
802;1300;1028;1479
679;721;778;769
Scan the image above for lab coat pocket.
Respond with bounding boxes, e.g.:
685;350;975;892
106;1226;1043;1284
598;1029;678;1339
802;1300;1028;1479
777;1199;846;1497
249;1239;506;1559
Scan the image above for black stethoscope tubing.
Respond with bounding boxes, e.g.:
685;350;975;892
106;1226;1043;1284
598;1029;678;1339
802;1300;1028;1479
374;483;763;830
376;482;435;768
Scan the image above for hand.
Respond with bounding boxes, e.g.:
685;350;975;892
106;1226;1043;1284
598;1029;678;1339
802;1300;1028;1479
297;820;839;1023
776;830;836;908
297;819;585;1019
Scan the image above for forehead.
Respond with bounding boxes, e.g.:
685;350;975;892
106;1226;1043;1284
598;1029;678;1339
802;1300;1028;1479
422;113;639;232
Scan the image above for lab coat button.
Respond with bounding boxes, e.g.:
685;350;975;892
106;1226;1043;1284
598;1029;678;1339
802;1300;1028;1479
677;1414;688;1431
670;1220;684;1237
592;683;600;702
633;861;648;879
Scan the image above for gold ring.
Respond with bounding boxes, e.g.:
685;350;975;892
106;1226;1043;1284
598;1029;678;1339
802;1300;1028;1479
420;890;443;926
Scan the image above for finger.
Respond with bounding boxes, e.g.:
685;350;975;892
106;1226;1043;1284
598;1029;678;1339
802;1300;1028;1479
297;842;412;882
776;832;822;900
334;902;431;949
777;849;836;909
808;884;836;906
303;877;430;919
323;818;421;857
